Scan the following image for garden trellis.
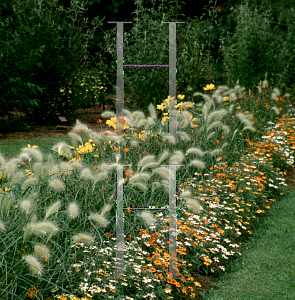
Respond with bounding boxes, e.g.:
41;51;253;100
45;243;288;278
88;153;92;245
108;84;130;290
106;20;185;281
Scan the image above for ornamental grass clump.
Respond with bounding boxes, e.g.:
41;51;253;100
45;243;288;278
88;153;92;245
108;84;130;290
0;76;294;299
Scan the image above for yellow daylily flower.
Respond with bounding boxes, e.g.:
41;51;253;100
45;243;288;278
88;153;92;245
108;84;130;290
203;84;215;91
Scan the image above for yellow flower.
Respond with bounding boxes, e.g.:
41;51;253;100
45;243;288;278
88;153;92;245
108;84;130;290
157;103;166;111
177;94;185;100
22;144;38;150
203;84;215;91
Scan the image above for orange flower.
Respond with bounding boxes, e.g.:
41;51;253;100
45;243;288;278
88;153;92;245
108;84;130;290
28;288;38;298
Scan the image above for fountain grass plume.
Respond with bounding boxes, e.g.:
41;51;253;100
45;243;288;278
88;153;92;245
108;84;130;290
67;202;80;219
158;150;170;165
185;147;206;157
1;193;15;213
71;119;92;135
138;210;156;226
152;166;170;180
169;150;185;165
128;172;151;183
34;244;50;260
80;167;94;181
23;254;44;276
19;199;33;215
48;178;65;192
26;220;59;236
147;102;157;120
138;155;156;167
21;147;43;162
189;159;206;170
0;221;5;232
176;131;191;142
48;165;60;179
72;232;95;245
186;198;202;214
45;201;61;220
52;142;72;156
21;177;38;192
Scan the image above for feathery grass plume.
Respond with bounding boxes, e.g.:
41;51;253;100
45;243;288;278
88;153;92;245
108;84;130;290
27;221;59;236
80;167;94;181
186;198;202;214
129;172;151;183
242;126;256;132
133;114;146;128
162;134;176;144
4;159;19;175
141;162;159;172
181;110;192;120
89;131;103;145
0;220;5;232
202;103;209;121
262;79;269;88
179;118;189;129
152;166;170;180
67;202;80;219
138;155;156;167
122;108;132;118
105;134;122;145
228;104;235;114
92;171;108;190
45;201;61;220
207;109;227;125
222;142;229;150
185;147;205;157
192;92;211;104
207;121;223;132
18;152;31;162
228;92;236;101
138;211;156;226
131;140;139;148
170;150;184;165
176;131;191;142
146;116;155;126
9;170;26;185
101;111;116;118
34;244;50;260
129;182;147;191
32;162;43;176
207;132;216;141
72;233;95;245
222;124;231;134
189;159;206;170
158;150;170;165
20;199;33;215
23;254;44;276
22;148;43;162
100;203;112;217
148;103;157;120
48;178;65;191
22;177;38;192
41;165;49;178
89;213;109;228
49;165;60;178
1;193;15;213
68;132;83;145
152;181;162;192
71;161;83;170
0;153;6;167
72;119;92;135
257;85;262;94
210;148;221;156
59;162;73;175
271;106;280;114
52;142;71;156
236;113;252;127
46;154;56;170
179;189;192;199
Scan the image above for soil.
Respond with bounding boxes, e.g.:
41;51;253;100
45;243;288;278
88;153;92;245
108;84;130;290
0;92;138;141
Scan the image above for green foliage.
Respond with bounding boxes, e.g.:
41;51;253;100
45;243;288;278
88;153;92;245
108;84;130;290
219;1;295;92
0;0;106;125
